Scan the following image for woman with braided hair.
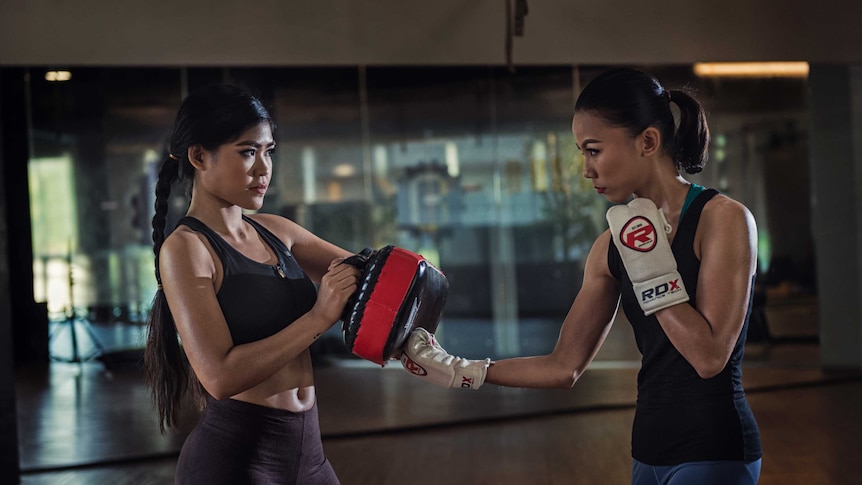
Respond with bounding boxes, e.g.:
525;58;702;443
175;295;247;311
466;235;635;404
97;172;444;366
144;84;359;484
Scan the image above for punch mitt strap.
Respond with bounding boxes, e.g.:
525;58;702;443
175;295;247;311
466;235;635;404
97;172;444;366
341;246;448;366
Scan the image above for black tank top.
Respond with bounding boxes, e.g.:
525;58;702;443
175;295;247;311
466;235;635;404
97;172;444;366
608;188;762;465
178;215;317;345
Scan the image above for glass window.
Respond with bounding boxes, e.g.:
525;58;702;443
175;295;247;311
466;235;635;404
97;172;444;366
17;65;811;361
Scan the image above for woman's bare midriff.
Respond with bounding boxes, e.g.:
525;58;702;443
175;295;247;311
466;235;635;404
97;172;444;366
229;349;317;412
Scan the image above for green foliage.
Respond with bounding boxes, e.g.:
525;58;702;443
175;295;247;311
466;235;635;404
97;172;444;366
539;138;609;261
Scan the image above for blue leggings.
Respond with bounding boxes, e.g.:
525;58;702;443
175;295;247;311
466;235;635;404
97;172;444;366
632;458;761;485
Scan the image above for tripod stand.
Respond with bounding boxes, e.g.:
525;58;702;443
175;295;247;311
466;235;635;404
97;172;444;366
48;247;105;363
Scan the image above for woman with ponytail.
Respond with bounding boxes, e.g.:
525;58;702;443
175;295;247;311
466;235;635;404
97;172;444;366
398;68;763;484
144;84;358;484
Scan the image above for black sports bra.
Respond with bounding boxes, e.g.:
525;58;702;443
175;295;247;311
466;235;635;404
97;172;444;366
178;215;317;345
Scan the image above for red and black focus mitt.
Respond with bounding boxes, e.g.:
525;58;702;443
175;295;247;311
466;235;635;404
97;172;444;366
341;246;448;366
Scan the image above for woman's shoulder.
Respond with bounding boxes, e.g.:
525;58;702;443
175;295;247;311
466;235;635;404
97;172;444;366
702;192;754;226
158;224;219;279
160;223;210;258
246;212;304;247
595;228;613;250
246;212;285;226
699;192;757;245
586;229;615;277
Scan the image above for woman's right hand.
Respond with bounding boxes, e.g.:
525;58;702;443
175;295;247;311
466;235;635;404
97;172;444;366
400;328;491;389
310;258;360;325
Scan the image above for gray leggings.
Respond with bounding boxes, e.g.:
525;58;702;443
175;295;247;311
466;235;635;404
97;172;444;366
175;396;339;485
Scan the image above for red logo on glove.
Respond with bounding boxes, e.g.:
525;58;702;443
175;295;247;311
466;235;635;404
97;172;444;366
400;354;428;376
620;216;657;252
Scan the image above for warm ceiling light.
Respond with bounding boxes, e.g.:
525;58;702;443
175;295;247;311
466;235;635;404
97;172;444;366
332;163;356;178
45;70;72;81
693;62;809;78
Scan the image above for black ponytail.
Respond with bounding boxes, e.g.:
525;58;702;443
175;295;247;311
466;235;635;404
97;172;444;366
575;67;710;174
667;89;709;174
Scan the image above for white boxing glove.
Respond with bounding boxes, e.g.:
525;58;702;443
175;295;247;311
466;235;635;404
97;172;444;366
606;197;689;315
400;328;491;390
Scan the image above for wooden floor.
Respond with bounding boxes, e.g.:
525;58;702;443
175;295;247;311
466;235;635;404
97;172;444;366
13;297;862;485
